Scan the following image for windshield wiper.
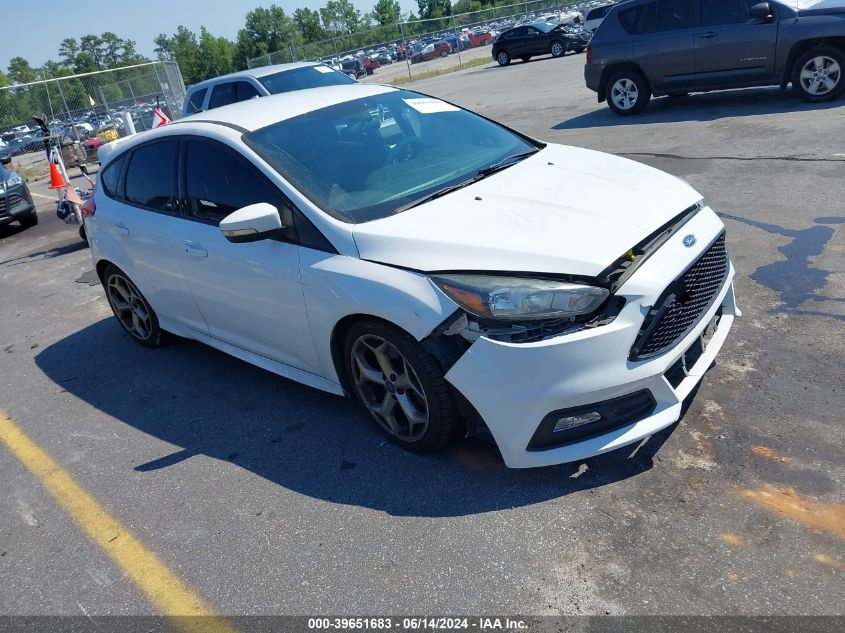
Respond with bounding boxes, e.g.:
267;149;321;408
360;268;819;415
476;149;539;177
392;176;482;214
392;149;539;214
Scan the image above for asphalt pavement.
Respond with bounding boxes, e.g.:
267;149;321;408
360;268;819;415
1;53;843;621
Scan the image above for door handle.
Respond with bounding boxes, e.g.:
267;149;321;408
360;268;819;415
184;242;208;258
114;223;129;236
699;31;717;39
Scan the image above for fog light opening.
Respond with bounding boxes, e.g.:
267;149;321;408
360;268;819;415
554;412;602;433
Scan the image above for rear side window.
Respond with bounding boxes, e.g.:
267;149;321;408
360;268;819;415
619;2;658;34
657;0;697;30
124;141;178;212
587;5;612;20
185;88;207;114
208;82;236;109
257;66;354;95
99;155;125;198
184;139;288;223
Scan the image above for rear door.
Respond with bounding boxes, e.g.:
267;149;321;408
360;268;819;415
112;138;207;332
507;27;531;57
694;0;778;83
177;137;321;374
628;0;698;92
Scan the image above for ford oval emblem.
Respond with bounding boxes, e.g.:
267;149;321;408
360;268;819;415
682;234;697;248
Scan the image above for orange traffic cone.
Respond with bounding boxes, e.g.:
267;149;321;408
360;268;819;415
48;162;67;189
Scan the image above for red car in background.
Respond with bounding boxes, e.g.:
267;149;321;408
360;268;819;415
357;55;380;75
411;41;452;63
467;31;495;47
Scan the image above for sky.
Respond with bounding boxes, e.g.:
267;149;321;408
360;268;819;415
0;0;420;70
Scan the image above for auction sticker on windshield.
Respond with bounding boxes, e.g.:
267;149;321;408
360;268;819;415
314;65;333;73
403;98;460;114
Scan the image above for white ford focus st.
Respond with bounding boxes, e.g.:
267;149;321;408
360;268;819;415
85;84;737;468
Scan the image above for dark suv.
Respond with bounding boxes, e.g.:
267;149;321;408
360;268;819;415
585;0;845;115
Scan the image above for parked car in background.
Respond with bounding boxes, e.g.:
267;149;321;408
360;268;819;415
411;41;453;63
340;57;366;79
493;22;589;66
358;55;380;74
182;62;355;116
585;0;845;115
443;34;472;52
85;83;736;469
584;3;615;31
376;50;394;65
467;30;496;47
0;163;37;229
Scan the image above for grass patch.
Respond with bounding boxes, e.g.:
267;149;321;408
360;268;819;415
392;56;491;85
13;163;45;183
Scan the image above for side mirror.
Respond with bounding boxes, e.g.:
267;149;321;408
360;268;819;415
219;202;283;243
749;2;772;20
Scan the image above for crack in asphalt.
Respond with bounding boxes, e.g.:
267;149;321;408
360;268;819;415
619;152;845;162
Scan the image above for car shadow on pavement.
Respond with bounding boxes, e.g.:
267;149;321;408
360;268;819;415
554;87;843;129
35;318;688;518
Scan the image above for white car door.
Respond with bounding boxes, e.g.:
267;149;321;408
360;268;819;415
176;137;321;374
114;139;208;332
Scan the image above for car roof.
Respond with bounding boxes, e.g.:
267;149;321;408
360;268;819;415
186;62;323;92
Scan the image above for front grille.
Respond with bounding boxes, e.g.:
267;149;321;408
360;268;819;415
7;193;24;208
630;233;728;360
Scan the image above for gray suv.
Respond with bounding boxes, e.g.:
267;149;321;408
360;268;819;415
585;0;845;115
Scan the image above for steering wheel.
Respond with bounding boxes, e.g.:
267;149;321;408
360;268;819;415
388;137;424;164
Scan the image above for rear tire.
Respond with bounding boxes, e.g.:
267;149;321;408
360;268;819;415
792;46;845;102
102;264;162;347
344;320;461;452
606;69;651;116
19;211;38;228
496;50;510;66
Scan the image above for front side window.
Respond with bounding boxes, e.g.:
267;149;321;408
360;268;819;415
257;66;354;95
208;82;236;109
236;81;260;101
185;88;208;114
244;89;539;224
124;141;178;212
701;0;756;25
657;0;697;30
184;139;286;223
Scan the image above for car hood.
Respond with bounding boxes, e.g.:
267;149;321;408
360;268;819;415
351;144;703;277
792;0;845;15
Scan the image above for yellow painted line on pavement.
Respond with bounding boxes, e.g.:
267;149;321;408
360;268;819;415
0;411;239;633
30;191;55;201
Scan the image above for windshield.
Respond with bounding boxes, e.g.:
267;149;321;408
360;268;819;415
244;90;539;223
258;66;355;95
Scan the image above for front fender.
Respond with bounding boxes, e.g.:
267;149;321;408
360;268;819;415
299;250;458;385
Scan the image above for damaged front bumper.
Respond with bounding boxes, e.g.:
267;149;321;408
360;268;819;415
441;208;738;468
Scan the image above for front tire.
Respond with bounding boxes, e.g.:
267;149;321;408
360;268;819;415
606;69;651;116
19;211;38;228
344;320;460;452
792;46;844;102
550;40;565;58
496;50;510;66
102;264;162;347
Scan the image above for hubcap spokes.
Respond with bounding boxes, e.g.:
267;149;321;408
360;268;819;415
800;56;840;95
351;334;429;442
612;79;638;109
107;275;151;340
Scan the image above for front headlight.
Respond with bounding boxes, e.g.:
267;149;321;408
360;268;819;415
6;171;22;187
430;274;610;322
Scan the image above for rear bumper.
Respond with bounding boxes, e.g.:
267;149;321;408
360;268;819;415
585;62;602;93
445;208;737;468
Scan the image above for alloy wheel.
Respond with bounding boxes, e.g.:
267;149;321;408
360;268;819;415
497;51;509;66
107;273;152;341
611;78;639;110
799;56;841;96
350;334;429;442
551;42;564;57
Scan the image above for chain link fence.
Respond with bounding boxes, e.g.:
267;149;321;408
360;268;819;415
0;61;185;172
248;1;601;83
